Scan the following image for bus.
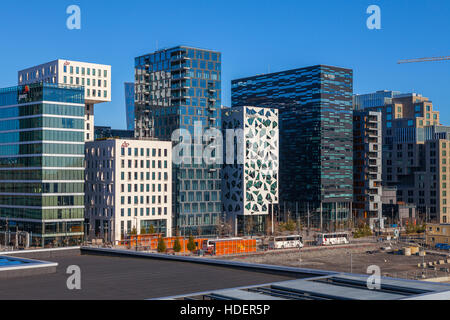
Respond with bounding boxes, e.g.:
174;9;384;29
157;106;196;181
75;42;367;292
269;235;303;250
316;233;350;246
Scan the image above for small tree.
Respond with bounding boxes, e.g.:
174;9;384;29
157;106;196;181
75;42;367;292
130;227;137;235
187;235;196;252
173;238;182;253
148;225;155;235
140;227;147;235
157;237;166;253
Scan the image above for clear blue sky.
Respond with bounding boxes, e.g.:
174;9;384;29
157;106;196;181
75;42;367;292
1;0;450;129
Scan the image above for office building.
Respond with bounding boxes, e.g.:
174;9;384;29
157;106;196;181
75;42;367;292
134;46;222;235
18;59;111;141
94;126;134;140
222;106;279;235
85;138;172;243
124;82;135;131
232;65;353;228
0;83;85;246
353;110;383;229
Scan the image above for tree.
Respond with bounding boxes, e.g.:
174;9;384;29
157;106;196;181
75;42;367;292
173;238;182;253
148;225;155;235
130;227;137;235
140;227;147;235
187;235;196;252
157;237;166;253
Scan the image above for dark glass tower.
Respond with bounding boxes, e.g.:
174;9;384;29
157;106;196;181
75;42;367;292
232;65;353;228
134;46;222;235
0;83;85;247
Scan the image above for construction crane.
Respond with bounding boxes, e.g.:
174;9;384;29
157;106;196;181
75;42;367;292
398;56;450;64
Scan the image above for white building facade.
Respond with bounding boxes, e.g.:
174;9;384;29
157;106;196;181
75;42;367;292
85;139;172;243
222;106;279;235
18;59;111;142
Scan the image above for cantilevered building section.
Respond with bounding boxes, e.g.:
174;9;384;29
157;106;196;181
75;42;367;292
222;106;279;235
353;110;383;228
134;46;222;235
232;66;353;228
0;83;85;247
18;59;111;141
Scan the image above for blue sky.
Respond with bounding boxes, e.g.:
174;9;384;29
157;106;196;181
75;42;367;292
1;0;450;129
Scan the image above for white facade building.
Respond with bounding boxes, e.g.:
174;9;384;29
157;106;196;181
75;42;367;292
85;139;172;243
18;59;111;141
222;106;279;235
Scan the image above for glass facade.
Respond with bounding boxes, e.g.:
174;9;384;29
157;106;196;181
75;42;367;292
124;82;135;131
0;83;85;247
232;65;353;225
134;46;222;235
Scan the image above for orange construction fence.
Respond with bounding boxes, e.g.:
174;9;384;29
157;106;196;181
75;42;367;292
117;235;207;254
212;239;257;256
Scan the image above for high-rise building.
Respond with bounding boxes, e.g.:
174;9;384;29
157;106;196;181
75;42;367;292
353;110;383;228
222;106;279;235
355;91;447;223
85;139;172;243
124;82;135;131
232;65;353;228
0;83;85;246
134;46;222;235
18;59;111;141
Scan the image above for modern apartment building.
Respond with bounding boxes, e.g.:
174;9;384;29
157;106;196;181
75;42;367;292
232;65;353;228
353;110;383;229
124;82;135;131
18;59;111;141
0;83;85;247
221;106;279;235
355;91;447;223
134;46;222;235
85;138;172;243
353;90;400;110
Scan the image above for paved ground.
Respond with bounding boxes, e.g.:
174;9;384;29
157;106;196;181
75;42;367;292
224;244;450;280
0;252;294;300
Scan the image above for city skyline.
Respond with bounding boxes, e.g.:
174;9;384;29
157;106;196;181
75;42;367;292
1;1;450;130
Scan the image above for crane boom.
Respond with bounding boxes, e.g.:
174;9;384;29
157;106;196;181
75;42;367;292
398;56;450;64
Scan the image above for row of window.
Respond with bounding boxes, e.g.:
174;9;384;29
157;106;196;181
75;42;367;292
0;143;84;156
0;130;84;144
120;207;168;217
120;171;169;181
120;159;168;169
0;156;83;168
120;195;168;205
120;147;168;157
0;195;83;207
64;65;108;78
120;183;168;193
0;103;84;118
0;207;84;221
0;117;84;131
0;182;84;194
0;169;84;181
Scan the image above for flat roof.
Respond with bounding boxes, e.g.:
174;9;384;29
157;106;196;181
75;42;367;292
0;252;294;300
